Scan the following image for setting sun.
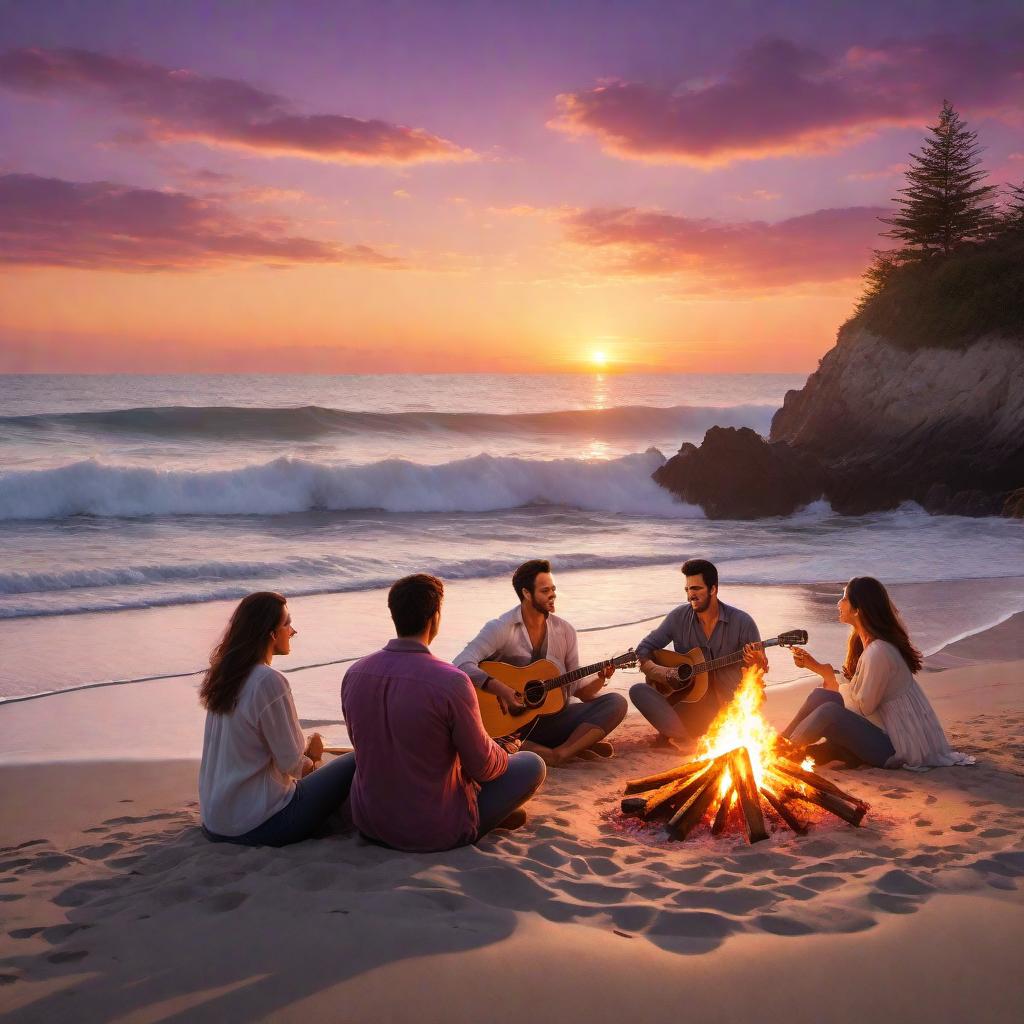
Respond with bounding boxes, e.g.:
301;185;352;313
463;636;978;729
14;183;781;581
590;350;608;368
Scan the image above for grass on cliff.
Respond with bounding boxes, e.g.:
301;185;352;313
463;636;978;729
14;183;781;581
844;233;1024;350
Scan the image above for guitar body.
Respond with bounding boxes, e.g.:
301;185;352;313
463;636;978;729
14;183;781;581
650;646;711;705
476;658;569;738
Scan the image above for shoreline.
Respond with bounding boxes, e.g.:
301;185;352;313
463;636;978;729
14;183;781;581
1;638;1022;1021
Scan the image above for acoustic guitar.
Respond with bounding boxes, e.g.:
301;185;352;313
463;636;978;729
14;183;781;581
649;629;808;706
476;650;638;738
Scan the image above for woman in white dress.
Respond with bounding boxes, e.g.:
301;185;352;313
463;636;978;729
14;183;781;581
199;591;356;845
782;577;973;770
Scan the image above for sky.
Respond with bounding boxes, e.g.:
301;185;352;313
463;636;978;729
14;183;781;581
1;0;1022;374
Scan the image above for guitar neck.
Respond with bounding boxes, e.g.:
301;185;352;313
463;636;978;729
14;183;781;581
545;656;625;691
697;637;780;675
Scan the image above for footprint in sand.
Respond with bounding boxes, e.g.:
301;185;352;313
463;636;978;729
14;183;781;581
876;870;935;896
68;842;123;861
9;926;43;939
753;914;815;936
673;887;776;914
867;892;921;914
46;950;89;964
199;891;249;913
54;877;122;908
42;923;93;944
0;893;24;903
951;823;978;833
978;828;1013;838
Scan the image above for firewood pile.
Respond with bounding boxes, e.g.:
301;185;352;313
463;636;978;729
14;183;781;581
621;744;869;844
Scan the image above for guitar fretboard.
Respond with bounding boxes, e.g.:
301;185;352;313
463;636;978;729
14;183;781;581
545;652;634;691
691;637;780;676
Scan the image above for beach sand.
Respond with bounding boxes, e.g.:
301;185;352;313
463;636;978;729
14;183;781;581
1;621;1022;1023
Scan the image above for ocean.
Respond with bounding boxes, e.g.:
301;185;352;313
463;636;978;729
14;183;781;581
1;373;1023;722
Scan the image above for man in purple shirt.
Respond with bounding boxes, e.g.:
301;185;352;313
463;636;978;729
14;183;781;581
342;573;546;852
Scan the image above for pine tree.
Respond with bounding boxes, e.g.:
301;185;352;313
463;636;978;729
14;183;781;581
999;179;1024;234
882;100;998;258
855;248;902;312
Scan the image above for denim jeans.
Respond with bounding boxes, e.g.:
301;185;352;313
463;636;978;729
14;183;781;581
476;751;547;837
205;751;357;847
783;688;895;768
525;692;627;748
629;682;723;741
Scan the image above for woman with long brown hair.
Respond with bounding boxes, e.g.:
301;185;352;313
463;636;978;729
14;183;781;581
782;577;973;769
199;592;356;845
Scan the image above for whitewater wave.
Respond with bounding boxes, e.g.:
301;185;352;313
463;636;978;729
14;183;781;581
0;402;776;442
0;450;700;521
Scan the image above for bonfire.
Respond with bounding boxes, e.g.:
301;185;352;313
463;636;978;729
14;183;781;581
622;668;869;843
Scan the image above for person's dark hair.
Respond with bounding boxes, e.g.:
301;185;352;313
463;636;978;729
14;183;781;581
200;591;286;715
843;576;922;676
388;574;444;636
512;559;551;601
681;558;718;590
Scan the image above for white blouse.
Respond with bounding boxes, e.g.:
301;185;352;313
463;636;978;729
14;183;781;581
841;640;974;770
199;663;309;836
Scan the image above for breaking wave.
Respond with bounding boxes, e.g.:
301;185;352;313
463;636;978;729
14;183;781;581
0;449;698;521
0;402;776;441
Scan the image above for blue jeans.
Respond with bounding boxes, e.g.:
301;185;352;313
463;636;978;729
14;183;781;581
476;751;547;838
206;752;357;847
783;688;895;768
525;692;627;747
629;682;722;741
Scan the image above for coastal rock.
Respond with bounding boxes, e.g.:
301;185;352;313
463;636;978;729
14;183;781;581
769;330;1024;516
652;426;825;519
1003;488;1024;518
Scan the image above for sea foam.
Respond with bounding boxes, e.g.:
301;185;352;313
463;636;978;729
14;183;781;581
0;450;699;521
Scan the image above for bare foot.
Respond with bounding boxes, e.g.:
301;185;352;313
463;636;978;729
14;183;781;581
494;808;528;831
522;740;564;767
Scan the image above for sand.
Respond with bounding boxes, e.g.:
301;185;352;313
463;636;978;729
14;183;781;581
1;624;1022;1023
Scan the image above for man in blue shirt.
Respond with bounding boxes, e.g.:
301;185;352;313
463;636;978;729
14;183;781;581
630;558;767;745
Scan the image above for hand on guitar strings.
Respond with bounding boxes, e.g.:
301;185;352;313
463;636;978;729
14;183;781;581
487;678;525;714
742;642;769;673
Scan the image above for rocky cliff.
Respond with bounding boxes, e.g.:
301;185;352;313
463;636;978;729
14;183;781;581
654;328;1024;518
770;329;1024;515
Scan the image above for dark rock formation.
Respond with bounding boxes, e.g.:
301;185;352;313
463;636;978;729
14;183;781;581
653;426;825;519
654;329;1023;519
770;329;1024;518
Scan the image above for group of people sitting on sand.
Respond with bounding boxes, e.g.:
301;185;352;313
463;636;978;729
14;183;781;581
198;558;971;853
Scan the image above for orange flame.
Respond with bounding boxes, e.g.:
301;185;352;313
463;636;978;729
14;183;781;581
695;666;778;790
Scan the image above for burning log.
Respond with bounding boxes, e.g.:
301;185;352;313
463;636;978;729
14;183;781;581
623;759;706;795
621;765;709;818
759;786;808;836
771;774;867;828
667;754;731;840
711;786;735;836
729;747;768;843
620;667;870;842
770;759;869;809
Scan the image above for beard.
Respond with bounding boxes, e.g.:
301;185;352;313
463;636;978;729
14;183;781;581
530;594;551;618
689;594;711;614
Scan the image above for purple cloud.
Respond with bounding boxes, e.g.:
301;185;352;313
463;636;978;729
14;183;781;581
563;205;887;289
551;36;1024;165
0;48;475;164
0;173;400;270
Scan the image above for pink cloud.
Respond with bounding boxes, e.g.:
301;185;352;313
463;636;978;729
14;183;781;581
0;173;400;271
551;35;1024;165
562;204;887;289
0;48;475;165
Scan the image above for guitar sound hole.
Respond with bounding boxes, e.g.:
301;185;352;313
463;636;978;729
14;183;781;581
676;665;692;685
522;681;546;708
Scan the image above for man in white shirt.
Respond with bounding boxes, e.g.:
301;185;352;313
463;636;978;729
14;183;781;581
454;559;627;766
